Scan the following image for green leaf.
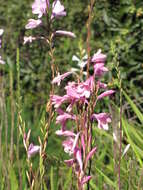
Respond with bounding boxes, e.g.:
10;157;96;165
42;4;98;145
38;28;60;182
50;166;58;190
95;166;116;188
9;165;18;190
122;118;143;166
63;168;72;190
50;166;54;190
123;90;143;124
103;10;110;26
90;180;99;190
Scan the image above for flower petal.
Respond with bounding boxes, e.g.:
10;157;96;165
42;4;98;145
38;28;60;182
97;90;115;100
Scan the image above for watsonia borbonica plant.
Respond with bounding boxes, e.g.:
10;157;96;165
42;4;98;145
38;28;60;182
24;0;75;156
23;0;115;189
23;0;76;188
51;49;115;189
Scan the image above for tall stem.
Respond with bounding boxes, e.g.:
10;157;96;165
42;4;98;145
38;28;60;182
86;0;95;78
16;47;22;190
118;72;122;190
10;67;15;162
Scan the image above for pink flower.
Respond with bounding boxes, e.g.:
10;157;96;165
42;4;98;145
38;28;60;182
81;176;92;185
23;36;36;44
25;19;42;29
65;82;81;99
72;132;80;153
85;147;97;167
97;90;115;100
55;30;76;38
32;0;48;18
66;100;75;112
97;81;107;89
76;149;83;172
62;133;84;175
62;133;79;155
62;137;74;155
52;72;72;86
64;159;74;167
28;143;40;158
51;0;66;19
91;49;106;63
50;94;69;108
56;111;76;130
92;113;111;130
91;49;108;76
55;130;76;137
84;76;95;92
65;77;94;102
94;63;108;76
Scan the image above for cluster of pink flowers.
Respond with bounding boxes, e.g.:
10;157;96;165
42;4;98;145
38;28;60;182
24;0;75;44
0;29;5;65
51;50;115;188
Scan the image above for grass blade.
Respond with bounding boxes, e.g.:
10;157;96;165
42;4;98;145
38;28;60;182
95;166;116;188
63;168;72;190
123;90;143;124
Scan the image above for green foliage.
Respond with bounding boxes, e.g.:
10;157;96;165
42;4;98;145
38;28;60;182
63;167;72;190
123;90;143;124
9;165;19;190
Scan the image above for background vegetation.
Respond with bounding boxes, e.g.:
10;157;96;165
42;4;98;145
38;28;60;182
0;0;143;189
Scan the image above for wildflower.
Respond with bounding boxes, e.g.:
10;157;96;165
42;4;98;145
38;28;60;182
56;111;76;130
81;176;92;185
51;0;66;19
93;63;108;76
97;81;107;89
23;36;36;44
55;30;76;38
84;76;95;92
85;147;97;167
65;77;94;101
28;143;40;158
62;133;80;155
64;159;74;167
25;19;42;29
91;49;106;63
55;129;76;137
52;71;73;86
32;0;48;18
51;44;115;187
51;94;69;108
76;149;83;172
62;138;74;155
97;90;115;100
92;113;111;130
